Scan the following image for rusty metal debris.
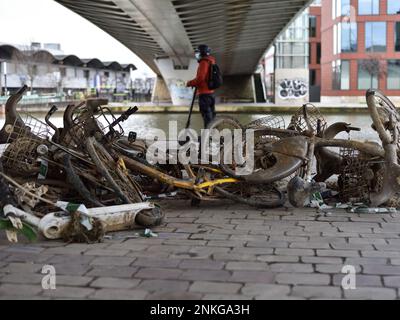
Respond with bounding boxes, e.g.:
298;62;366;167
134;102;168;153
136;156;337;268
2;86;400;244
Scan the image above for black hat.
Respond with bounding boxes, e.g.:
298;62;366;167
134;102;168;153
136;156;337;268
196;44;211;56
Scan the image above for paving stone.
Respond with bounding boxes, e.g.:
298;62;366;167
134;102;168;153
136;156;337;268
55;276;93;287
135;268;182;280
345;257;388;265
316;250;360;258
289;242;330;249
247;241;289;248
4;245;45;254
343;287;396;300
138;280;190;292
90;277;141;289
202;294;251;300
190;281;242;294
2;262;43;273
47;254;95;265
383;276;400;287
207;240;246;247
348;238;388;245
213;253;258;262
315;264;361;274
42;286;95;299
390;258;400;265
291;286;342;299
179;259;225;270
361;251;400;258
0;284;42;297
241;283;290;298
4;253;52;263
363;265;400;275
146;291;202;300
43;247;87;255
133;258;181;268
180;269;232;282
90;256;135;266
269;263;314;273
230;247;274;255
91;288;148;300
301;256;343;264
51;263;91;276
330;243;374;250
257;255;300;263
275;248;315;256
0;273;43;285
333;274;382;287
86;266;138;278
225;261;268;271
275;273;330;285
229;271;275;283
84;249;130;256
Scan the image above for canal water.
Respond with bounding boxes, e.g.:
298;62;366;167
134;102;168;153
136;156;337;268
0;112;379;142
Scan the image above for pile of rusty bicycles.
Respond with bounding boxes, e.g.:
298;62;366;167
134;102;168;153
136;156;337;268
1;85;400;242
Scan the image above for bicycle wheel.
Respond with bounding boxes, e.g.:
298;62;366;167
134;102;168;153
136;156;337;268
85;137;143;204
215;183;285;209
206;116;243;131
366;89;400;146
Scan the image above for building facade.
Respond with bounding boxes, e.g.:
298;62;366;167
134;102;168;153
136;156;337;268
321;0;400;103
0;43;136;99
263;1;322;104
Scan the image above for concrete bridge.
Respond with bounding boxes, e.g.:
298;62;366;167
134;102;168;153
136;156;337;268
55;0;311;105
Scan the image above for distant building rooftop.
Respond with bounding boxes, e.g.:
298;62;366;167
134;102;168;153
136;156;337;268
0;42;136;72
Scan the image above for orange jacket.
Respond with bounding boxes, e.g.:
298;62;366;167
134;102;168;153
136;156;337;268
187;55;216;95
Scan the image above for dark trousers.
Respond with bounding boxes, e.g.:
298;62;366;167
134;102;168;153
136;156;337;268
199;94;216;128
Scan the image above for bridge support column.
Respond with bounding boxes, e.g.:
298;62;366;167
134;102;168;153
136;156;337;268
154;57;198;106
217;75;256;103
152;76;172;104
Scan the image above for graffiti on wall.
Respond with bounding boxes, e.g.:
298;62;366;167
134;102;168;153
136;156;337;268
277;79;308;99
167;78;193;100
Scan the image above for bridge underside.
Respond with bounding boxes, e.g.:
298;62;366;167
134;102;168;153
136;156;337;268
55;0;311;104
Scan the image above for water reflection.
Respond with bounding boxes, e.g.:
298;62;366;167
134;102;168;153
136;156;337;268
0;112;379;142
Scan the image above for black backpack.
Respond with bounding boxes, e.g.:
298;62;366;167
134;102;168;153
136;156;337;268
208;62;223;90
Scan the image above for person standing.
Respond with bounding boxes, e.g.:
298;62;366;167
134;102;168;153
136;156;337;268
187;45;216;128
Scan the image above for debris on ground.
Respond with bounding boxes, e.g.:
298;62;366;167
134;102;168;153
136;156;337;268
1;86;400;243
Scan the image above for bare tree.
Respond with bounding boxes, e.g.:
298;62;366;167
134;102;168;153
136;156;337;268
12;44;55;92
359;54;387;80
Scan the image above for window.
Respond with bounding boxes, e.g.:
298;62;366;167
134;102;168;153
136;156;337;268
365;22;386;52
333;0;351;18
309;16;317;38
395;22;400;51
309;43;312;64
310;69;317;86
84;70;90;79
358;0;379;15
341;0;351;16
387;60;400;89
341;22;358;52
104;71;110;77
316;43;321;64
332;60;350;90
60;67;66;77
358;60;378;89
388;0;400;14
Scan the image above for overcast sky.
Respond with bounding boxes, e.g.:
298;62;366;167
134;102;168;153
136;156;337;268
0;0;155;77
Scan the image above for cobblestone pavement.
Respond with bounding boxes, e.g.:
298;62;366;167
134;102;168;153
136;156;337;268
1;200;400;300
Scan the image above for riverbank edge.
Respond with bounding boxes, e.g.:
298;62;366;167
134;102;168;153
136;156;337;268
2;104;371;115
110;105;370;114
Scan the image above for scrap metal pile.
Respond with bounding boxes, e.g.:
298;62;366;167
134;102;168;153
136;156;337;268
1;85;400;243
